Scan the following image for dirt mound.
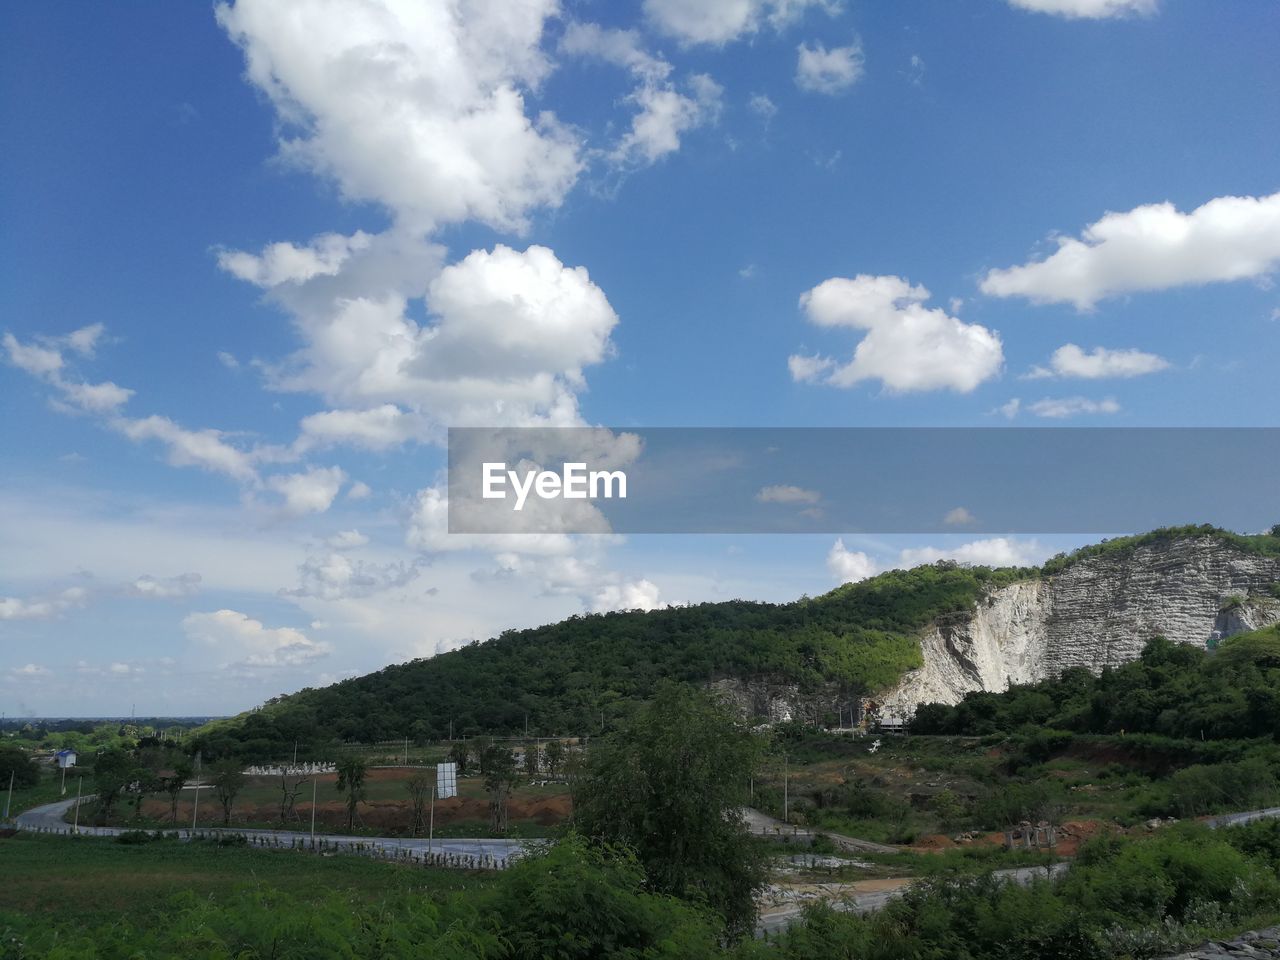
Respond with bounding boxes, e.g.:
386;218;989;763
911;833;956;850
1055;819;1113;856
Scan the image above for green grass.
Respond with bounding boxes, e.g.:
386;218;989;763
0;832;488;928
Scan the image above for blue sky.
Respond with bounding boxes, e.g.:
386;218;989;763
2;0;1278;716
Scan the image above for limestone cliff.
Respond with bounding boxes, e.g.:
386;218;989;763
879;536;1280;717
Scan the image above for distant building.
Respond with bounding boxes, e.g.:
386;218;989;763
55;749;77;769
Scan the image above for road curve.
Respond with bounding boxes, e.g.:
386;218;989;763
15;796;534;867
742;807;899;855
755;804;1280;936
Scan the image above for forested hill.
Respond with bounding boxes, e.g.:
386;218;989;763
198;562;1031;759
197;525;1280;761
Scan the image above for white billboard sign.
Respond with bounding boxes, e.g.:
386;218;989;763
436;761;458;799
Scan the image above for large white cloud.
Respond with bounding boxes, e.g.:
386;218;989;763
981;191;1280;309
898;537;1045;568
1007;0;1157;19
1026;344;1169;379
827;539;877;584
226;239;620;437
215;0;581;233
790;274;1004;393
644;0;834;45
183;609;332;668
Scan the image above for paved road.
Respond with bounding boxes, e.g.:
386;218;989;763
742;807;899;855
755;805;1280;936
1205;806;1280;828
16;796;534;867
756;862;1068;936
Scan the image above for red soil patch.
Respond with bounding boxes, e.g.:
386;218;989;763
911;834;957;850
1054;819;1113;856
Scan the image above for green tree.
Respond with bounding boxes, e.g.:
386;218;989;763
164;757;193;823
544;739;565;778
92;748;140;823
335;756;368;831
447;740;469;774
0;745;40;791
523;742;540;779
572;683;768;937
481;744;518;835
210;758;245;827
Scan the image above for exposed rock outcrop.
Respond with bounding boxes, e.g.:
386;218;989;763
880;536;1280;717
710;676;846;726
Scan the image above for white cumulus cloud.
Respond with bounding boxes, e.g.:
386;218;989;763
796;39;865;95
981;191;1280;309
898;537;1045;568
790;274;1004;393
1026;344;1170;379
267;466;347;515
828;538;878;584
215;0;581;233
183;609;332;668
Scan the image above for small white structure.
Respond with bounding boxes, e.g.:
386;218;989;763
55;749;77;769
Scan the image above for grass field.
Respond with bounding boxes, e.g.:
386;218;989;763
0;832;489;928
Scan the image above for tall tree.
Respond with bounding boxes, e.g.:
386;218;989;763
572;683;768;937
92;748;139;824
211;759;245;827
164;757;193;823
481;744;518;835
335;757;368;831
406;771;431;837
543;739;565;778
523;742;540;779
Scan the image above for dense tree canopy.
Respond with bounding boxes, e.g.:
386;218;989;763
197;562;1035;759
912;626;1280;740
572;684;768;937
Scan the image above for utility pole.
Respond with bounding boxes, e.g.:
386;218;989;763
293;740;298;766
428;784;435;855
404;737;408;765
448;719;453;741
310;777;317;847
61;762;67;797
191;754;201;832
3;770;12;820
783;755;789;824
73;775;82;833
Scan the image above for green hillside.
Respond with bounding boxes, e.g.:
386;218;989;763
196;525;1280;761
197;562;1031;759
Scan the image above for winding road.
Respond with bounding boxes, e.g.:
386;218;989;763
15;795;533;866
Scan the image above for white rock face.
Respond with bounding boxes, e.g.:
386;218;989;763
880;537;1280;717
